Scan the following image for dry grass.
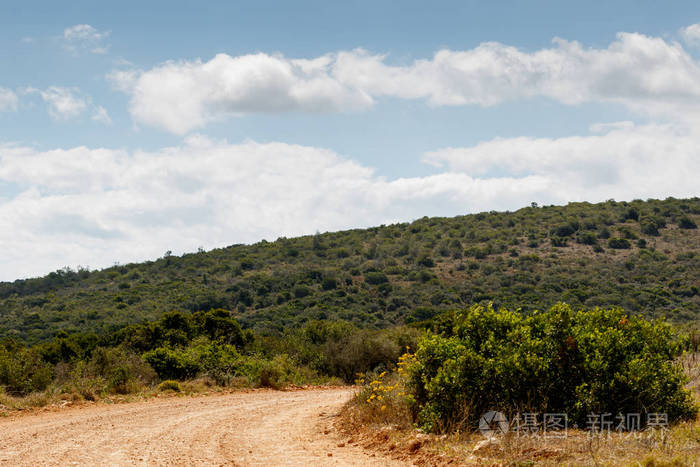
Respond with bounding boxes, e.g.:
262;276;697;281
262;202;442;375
0;379;212;415
681;352;700;396
339;406;700;466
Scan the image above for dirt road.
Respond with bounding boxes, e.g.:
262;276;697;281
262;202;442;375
0;387;408;466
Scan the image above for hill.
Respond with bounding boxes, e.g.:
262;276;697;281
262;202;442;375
1;197;698;344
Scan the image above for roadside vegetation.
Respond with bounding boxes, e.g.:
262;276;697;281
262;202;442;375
0;308;417;411
343;305;700;465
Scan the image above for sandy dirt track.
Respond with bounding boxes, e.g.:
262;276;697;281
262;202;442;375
0;387;408;466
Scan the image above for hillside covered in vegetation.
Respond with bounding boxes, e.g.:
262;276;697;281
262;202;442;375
1;197;698;344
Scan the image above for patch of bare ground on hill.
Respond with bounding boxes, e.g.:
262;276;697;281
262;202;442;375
0;386;410;466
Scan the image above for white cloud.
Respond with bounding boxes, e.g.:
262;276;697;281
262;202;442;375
91;105;112;124
34;86;88;119
1;124;699;280
0;87;18;112
681;23;700;47
423;122;700;198
589;121;635;133
22;86;110;122
63;24;110;54
109;53;373;134
112;30;700;133
333;33;700;119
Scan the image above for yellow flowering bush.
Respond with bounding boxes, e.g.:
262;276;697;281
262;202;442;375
353;349;417;425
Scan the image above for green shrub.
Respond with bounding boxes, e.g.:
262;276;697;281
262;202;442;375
608;237;631;249
575;231;597;245
408;303;697;432
323;330;402;382
106;366;141;394
550;236;567;247
679;216;697;229
143;347;199;380
364;272;389;285
321;277;337;290
157;380;181;392
640;218;660;236
623;207;640;221
80;347;156;394
0;342;53;396
238;354;314;388
406;306;439;323
618;226;638;239
184;337;242;385
551;223;577;237
198;308;245;346
293;285;311;298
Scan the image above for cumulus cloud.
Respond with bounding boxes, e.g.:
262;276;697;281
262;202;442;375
333;33;700;119
109;53;373;134
681;23;700;47
0;87;18;112
63;24;110;54
112;30;700;133
2;124;699;280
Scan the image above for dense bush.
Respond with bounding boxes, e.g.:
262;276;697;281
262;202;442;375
238;354;314;388
0;341;53;395
679;216;698;229
63;346;158;396
608;237;631;249
640;218;660;236
364;272;389;285
272;320;419;383
0;309;419;399
88;347;157;394
408;303;697;432
142;348;189;380
323;330;402;382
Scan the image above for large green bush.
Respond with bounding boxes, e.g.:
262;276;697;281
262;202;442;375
409;303;697;432
86;347;157;394
143;347;200;380
0;341;53;395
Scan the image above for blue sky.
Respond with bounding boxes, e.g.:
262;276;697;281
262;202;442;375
1;1;700;280
0;1;690;168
